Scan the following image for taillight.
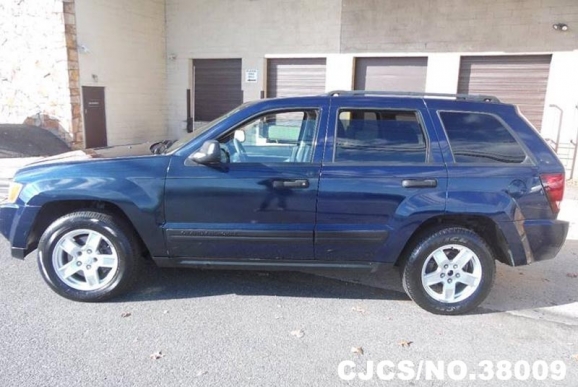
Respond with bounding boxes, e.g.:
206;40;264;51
540;173;565;214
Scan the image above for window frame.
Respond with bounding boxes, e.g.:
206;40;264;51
330;107;432;165
216;107;322;164
436;109;535;166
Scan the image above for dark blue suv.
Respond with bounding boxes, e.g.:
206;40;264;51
0;91;568;314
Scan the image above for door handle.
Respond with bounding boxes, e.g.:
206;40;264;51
272;179;309;189
401;179;437;188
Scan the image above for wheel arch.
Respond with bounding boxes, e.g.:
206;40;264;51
395;214;514;267
27;200;151;260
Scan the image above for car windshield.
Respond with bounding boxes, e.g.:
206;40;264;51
165;102;255;153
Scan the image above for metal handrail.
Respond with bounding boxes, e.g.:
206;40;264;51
326;90;501;103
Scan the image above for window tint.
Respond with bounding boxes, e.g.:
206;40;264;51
219;110;318;163
334;110;426;163
439;112;526;164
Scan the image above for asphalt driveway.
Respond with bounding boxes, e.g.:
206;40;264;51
1;235;577;386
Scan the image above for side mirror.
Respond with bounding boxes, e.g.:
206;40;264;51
190;140;221;164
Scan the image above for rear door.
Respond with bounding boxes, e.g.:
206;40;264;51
315;97;447;262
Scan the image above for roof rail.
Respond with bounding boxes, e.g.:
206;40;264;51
326;90;501;103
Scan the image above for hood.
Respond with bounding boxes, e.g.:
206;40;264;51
26;142;157;167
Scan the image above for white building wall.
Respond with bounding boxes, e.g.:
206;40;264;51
425;54;461;94
75;0;167;146
325;55;355;92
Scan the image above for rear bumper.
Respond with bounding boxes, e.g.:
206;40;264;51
524;219;569;264
0;203;40;259
500;218;569;266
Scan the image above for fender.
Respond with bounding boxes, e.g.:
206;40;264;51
11;155;171;257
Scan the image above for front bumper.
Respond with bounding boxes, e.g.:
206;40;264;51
0;203;40;259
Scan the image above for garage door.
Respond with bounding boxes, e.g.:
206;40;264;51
458;55;551;131
193;59;243;121
267;58;326;98
354;57;428;92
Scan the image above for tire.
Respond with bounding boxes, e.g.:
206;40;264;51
401;227;495;315
37;210;141;302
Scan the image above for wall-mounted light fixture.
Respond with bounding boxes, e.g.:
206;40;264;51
92;74;99;82
168;53;177;61
552;23;569;32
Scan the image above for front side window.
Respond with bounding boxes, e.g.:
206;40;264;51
219;110;318;163
439;112;527;164
334;109;427;163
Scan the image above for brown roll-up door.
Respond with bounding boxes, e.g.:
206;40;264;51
266;58;327;98
458;55;551;131
354;57;428;92
193;59;243;121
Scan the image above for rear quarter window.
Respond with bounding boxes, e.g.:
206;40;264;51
438;111;527;164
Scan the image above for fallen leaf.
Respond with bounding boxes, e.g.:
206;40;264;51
121;312;132;318
290;329;305;338
352;306;367;314
567;273;578;278
351;346;364;355
399;340;413;348
572;354;578;362
196;370;208;377
150;351;164;360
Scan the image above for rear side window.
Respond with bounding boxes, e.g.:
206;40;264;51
439;112;527;164
334;109;427;163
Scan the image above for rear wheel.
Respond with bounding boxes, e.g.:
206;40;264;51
38;211;141;302
401;227;495;315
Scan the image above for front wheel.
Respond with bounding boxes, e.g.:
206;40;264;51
401;227;495;315
38;211;141;302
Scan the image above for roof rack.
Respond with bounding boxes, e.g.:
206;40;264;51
326;90;500;103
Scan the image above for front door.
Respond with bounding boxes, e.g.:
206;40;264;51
82;86;107;148
315;98;447;262
164;102;328;261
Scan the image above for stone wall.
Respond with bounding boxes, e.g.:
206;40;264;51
63;0;83;147
0;0;77;145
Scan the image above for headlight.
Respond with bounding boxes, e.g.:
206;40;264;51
6;182;23;203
